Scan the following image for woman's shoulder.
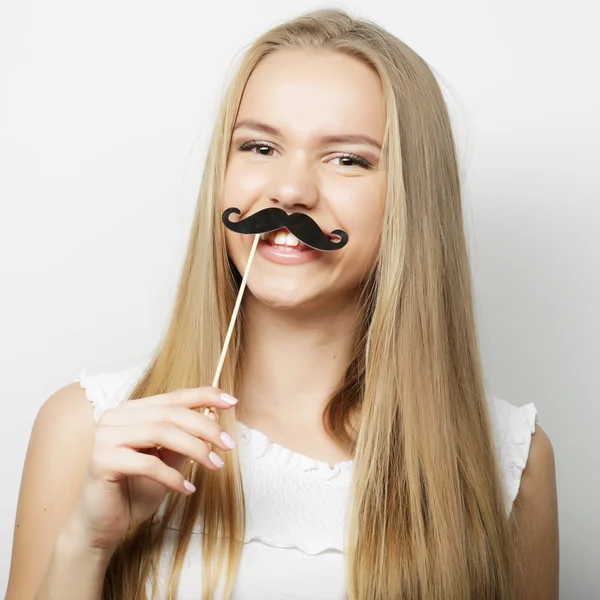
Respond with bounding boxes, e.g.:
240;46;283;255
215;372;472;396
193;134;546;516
73;357;152;423
487;394;539;515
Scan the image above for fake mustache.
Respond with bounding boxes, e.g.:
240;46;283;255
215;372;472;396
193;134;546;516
222;207;349;252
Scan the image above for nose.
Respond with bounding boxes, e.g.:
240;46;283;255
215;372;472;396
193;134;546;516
265;154;319;211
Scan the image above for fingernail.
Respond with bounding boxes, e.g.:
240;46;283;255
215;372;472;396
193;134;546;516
183;480;196;494
219;392;238;405
220;431;237;449
209;451;225;468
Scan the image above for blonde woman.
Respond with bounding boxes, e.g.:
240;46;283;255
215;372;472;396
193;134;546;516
7;8;559;600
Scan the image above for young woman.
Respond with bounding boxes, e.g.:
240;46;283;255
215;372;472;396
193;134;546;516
7;8;559;600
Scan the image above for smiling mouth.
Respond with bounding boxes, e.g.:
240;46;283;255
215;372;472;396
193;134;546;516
259;229;313;251
258;228;342;252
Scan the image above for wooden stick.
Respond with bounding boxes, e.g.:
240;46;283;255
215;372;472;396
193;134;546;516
204;233;260;416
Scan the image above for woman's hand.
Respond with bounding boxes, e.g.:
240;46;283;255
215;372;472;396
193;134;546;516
68;387;238;552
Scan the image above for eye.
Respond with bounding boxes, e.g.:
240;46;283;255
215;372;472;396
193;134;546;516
238;140;278;157
330;153;373;169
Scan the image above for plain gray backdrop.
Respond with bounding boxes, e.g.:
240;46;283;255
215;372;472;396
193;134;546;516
1;0;598;597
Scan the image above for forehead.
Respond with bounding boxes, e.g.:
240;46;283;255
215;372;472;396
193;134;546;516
237;49;385;139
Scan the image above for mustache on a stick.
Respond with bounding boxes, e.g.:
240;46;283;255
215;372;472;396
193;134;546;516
222;207;349;251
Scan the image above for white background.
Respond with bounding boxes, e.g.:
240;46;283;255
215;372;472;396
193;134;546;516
1;1;598;597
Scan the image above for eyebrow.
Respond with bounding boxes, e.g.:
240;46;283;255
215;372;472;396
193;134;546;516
233;119;382;151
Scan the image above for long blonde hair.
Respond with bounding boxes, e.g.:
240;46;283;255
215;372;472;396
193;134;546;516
102;8;518;599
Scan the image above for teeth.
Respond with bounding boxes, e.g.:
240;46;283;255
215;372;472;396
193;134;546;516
274;231;287;245
262;229;305;248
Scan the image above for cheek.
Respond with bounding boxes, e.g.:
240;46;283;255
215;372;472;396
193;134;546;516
351;219;381;272
222;161;267;208
223;225;249;264
335;188;383;245
337;191;384;273
222;165;263;267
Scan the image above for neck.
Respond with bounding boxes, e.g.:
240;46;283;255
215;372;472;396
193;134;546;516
236;293;359;429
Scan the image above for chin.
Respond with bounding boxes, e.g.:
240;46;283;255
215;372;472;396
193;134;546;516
247;279;321;311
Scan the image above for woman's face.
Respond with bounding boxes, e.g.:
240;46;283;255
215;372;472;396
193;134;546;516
222;48;386;311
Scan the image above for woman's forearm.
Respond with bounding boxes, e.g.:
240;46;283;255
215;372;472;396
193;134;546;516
33;521;113;600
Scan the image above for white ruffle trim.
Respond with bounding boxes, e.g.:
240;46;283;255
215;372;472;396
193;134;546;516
502;402;538;514
76;359;151;423
237;422;354;480
489;396;538;516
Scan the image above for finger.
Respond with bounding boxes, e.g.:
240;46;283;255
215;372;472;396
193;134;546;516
156;446;188;473
93;447;198;495
98;405;236;453
117;387;238;412
138;446;189;475
96;422;226;471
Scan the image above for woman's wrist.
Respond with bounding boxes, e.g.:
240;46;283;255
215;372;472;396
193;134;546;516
56;514;116;566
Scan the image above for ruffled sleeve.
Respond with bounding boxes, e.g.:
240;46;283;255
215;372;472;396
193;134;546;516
75;358;152;423
488;395;538;516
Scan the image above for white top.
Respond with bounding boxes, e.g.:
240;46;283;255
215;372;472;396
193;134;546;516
75;360;538;600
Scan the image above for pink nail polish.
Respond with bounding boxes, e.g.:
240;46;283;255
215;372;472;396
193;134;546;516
220;431;237;449
219;392;238;405
183;480;196;494
209;451;225;468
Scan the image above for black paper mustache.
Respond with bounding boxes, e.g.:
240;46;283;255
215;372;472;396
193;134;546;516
222;207;349;252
